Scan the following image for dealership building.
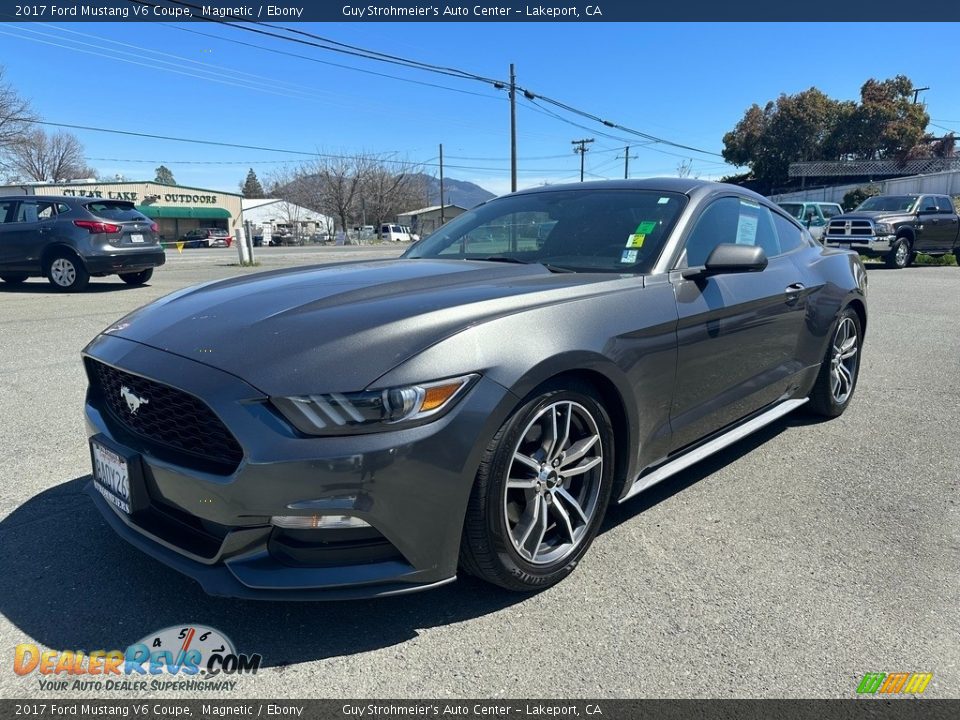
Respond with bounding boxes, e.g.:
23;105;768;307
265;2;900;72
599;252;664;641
0;180;243;243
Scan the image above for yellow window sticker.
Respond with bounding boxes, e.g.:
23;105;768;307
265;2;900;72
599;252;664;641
625;233;645;248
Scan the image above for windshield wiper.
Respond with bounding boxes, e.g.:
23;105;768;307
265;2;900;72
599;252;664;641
477;255;531;264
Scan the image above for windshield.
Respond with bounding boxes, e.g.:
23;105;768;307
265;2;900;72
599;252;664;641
405;188;687;273
778;203;804;220
857;196;918;212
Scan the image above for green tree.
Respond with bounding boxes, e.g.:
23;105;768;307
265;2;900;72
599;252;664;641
241;168;265;198
154;165;175;184
722;76;931;192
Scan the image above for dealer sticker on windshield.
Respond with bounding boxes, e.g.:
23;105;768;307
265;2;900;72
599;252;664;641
620;249;639;263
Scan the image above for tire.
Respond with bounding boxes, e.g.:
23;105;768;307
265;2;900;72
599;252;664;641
885;237;912;269
459;383;614;592
807;307;862;418
46;252;89;292
119;268;153;286
0;273;28;285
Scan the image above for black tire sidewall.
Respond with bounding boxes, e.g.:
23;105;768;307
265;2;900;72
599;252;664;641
814;307;863;416
120;269;153;285
889;238;910;269
482;387;614;588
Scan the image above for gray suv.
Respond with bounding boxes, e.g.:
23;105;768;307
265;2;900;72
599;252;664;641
0;195;165;292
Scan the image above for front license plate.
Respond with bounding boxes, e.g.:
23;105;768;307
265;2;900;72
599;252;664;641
91;440;131;514
130;234;144;243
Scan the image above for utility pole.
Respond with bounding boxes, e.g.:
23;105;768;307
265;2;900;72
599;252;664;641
913;86;930;104
510;63;517;192
439;143;445;225
617;145;638;179
572;138;594;182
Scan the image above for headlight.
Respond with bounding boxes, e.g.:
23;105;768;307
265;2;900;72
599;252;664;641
873;222;893;235
271;374;477;435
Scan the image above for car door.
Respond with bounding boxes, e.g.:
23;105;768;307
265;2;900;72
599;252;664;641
916;195;948;252
935;196;959;252
0;200;52;273
669;195;810;450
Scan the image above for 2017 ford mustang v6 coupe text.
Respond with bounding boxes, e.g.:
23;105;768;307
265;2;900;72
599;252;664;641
83;179;867;599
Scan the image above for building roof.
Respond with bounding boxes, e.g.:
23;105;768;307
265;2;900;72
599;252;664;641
397;204;468;216
789;158;960;178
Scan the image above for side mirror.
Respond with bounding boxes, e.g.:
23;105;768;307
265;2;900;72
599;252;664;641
684;243;768;278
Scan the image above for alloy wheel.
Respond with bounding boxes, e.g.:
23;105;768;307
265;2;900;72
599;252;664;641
503;401;603;565
895;242;909;267
830;317;859;404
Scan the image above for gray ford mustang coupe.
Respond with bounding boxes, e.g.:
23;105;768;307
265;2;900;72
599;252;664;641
83;179;867;599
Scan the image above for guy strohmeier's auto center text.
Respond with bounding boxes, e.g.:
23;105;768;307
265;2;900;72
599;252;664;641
341;5;604;18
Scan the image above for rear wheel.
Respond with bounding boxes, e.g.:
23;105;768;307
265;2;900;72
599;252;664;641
46;252;89;292
885;237;912;269
0;273;28;285
808;307;862;417
119;268;153;286
460;384;614;591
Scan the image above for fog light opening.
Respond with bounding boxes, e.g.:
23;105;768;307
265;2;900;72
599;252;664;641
271;514;371;530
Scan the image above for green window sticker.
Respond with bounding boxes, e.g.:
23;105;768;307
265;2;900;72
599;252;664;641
636;221;657;235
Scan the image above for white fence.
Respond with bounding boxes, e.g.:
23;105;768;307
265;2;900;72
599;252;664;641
770;170;960;205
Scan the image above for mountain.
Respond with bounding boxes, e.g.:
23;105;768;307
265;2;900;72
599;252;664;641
412;173;495;209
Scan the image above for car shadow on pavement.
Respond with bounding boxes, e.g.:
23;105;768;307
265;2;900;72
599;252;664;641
0;281;150;294
0;476;525;668
0;415;805;668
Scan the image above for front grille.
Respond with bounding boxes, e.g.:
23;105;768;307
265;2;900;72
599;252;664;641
827;219;874;237
86;358;243;474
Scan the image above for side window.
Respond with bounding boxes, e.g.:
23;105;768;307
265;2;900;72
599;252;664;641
772;212;807;253
680;197;780;267
56;203;71;215
0;200;16;224
37;202;57;220
15;202;39;223
937;196;956;213
820;204;842;219
920;196;938;212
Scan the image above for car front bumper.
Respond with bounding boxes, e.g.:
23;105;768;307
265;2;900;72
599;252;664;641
823;235;894;255
83;334;513;599
85;249;166;275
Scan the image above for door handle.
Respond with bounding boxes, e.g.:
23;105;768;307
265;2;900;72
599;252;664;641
785;283;805;306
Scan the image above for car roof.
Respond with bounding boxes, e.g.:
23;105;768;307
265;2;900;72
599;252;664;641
0;194;136;203
509;177;770;204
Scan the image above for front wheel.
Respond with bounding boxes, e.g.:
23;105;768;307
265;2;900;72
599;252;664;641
119;268;153;286
885;237;912;269
807;307;862;417
459;385;614;591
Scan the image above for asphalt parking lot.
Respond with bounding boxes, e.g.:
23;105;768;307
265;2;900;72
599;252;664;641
0;246;957;699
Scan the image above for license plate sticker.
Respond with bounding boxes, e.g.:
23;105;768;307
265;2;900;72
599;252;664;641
130;234;144;243
91;441;131;514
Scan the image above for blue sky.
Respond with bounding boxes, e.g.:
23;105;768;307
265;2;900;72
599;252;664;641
0;21;958;196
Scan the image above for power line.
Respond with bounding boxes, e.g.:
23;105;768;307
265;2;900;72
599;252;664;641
125;0;723;159
571;138;594;182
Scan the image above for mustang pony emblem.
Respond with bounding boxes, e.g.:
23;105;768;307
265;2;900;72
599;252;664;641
120;385;149;415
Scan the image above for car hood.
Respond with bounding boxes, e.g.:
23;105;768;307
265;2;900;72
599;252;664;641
832;211;911;222
105;259;623;396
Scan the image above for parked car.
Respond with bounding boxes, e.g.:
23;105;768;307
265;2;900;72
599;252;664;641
181;228;232;249
82;179;867;599
380;224;416;242
0;195;164;291
823;194;960;268
777;201;843;240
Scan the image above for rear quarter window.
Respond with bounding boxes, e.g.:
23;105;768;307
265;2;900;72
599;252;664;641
85;201;148;222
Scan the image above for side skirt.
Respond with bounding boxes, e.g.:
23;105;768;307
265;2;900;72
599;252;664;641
620;398;808;503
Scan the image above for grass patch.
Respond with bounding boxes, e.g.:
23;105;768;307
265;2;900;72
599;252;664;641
859;253;958;266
